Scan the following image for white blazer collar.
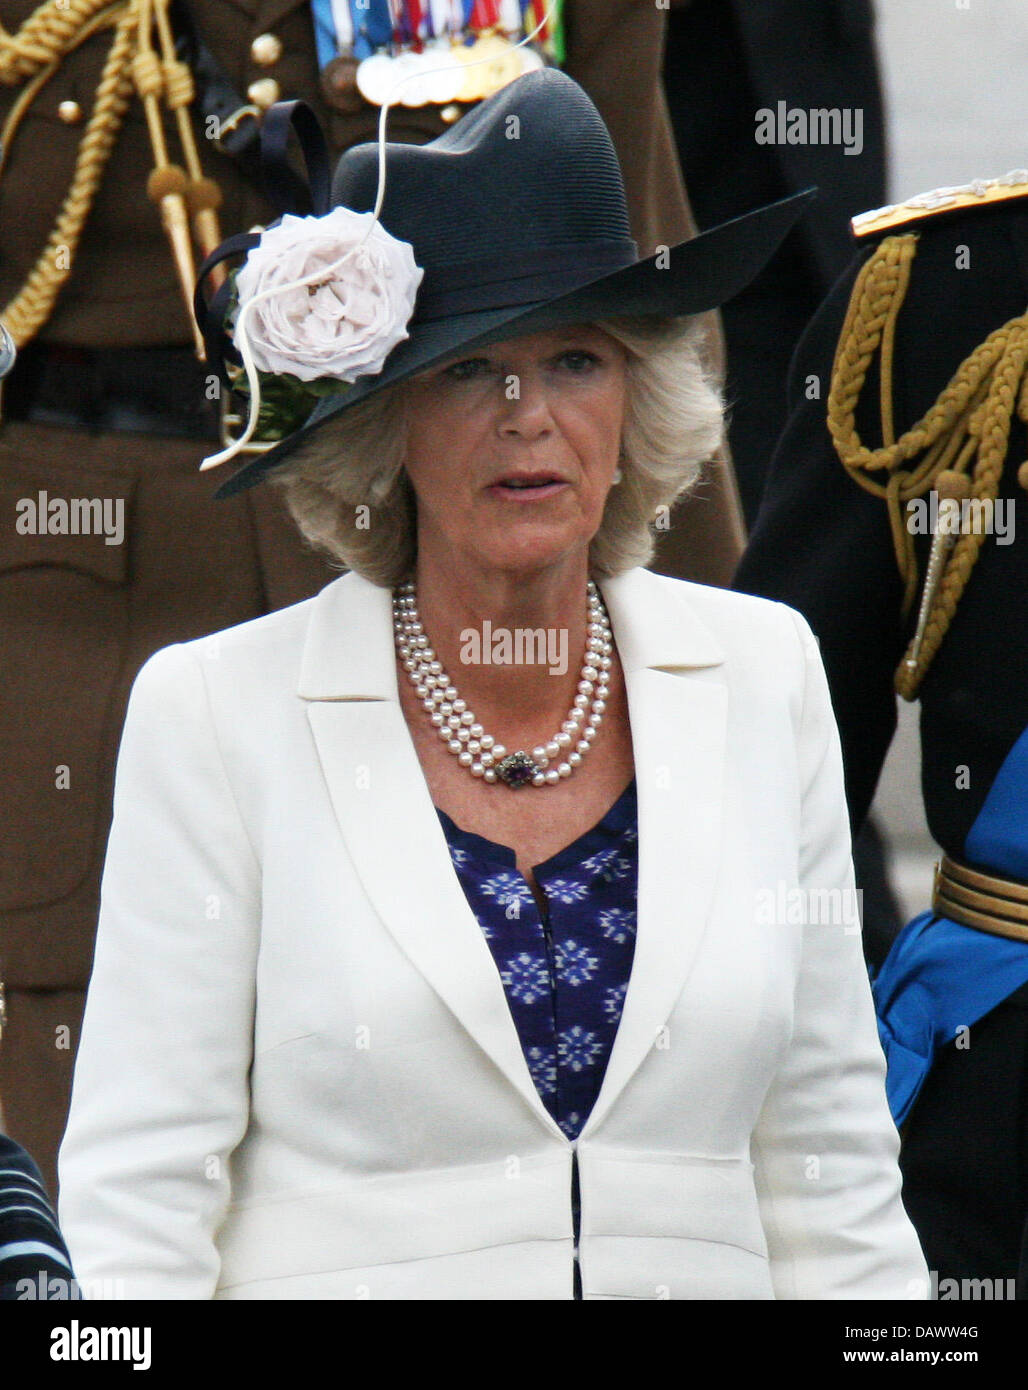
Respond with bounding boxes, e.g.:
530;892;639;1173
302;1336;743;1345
297;567;727;1143
297;566;724;701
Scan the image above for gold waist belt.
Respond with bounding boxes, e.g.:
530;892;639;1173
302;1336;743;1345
932;854;1028;943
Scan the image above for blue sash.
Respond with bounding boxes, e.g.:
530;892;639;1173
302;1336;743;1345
872;722;1028;1126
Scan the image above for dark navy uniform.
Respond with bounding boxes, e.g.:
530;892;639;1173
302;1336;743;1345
734;177;1028;1294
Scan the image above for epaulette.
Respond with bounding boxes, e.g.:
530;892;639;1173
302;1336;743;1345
851;169;1028;239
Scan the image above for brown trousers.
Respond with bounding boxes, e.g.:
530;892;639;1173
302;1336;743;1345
0;420;338;1196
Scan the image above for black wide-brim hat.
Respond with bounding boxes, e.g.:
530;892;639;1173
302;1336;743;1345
197;69;815;499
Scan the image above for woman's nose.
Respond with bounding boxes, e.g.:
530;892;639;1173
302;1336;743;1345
497;370;555;436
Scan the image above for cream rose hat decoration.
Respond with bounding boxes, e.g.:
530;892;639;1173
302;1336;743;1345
235;209;423;383
201;207;423;469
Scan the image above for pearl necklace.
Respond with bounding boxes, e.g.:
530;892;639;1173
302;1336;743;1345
393;579;613;788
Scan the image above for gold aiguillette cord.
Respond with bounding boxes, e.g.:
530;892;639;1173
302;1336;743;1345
131;0;225;359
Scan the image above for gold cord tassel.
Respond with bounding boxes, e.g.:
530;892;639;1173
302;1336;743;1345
150;0;224;281
132;0;204;356
900;469;970;678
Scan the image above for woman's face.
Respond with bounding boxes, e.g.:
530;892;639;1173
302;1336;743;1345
401;324;628;582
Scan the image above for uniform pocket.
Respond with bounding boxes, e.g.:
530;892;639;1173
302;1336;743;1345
0;448;136;909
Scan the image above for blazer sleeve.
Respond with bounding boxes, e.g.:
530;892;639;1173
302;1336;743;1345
58;642;260;1300
749;606;929;1299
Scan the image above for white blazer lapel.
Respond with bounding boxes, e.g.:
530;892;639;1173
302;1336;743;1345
581;571;727;1136
297;568;727;1142
299;573;564;1137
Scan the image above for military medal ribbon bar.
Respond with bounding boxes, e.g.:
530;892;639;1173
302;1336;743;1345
311;0;563;110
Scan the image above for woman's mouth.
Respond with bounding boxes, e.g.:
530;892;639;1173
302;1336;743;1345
489;474;569;500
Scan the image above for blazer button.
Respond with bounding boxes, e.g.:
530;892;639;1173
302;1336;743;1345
58;99;83;123
247;77;281;110
250;33;283;67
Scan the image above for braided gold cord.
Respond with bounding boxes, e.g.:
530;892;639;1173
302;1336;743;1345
0;0;116;80
0;0;128;184
826;232;1028;699
0;0;224;353
1;4;136;346
898;329;1028;697
150;0;223;268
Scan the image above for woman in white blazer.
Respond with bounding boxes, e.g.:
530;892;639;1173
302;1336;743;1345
58;71;929;1299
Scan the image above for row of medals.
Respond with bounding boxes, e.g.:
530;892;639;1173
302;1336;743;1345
323;32;544;110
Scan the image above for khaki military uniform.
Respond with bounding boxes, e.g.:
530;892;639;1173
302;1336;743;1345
0;0;742;1195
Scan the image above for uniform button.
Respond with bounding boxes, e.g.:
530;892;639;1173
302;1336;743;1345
250;33;283;67
440;103;462;124
57;99;83;123
247;77;281;109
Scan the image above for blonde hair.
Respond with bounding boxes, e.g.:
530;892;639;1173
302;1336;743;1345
268;315;724;587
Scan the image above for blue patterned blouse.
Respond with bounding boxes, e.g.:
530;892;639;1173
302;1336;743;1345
435;778;639;1142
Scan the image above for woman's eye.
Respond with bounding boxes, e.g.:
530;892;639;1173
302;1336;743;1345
443;358;492;380
559;350;601;372
442;349;601;381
